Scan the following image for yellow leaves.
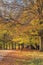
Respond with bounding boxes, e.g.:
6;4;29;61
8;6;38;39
30;19;39;26
0;30;7;34
18;10;29;23
13;37;22;42
12;35;29;44
12;37;24;44
29;29;38;35
23;10;28;15
31;36;39;44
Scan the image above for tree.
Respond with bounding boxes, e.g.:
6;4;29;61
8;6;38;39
27;0;43;51
39;30;43;51
2;32;12;49
0;0;43;50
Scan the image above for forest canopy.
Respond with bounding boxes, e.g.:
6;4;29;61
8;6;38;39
0;0;43;45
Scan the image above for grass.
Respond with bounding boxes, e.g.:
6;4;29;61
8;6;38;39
15;58;43;65
0;57;43;65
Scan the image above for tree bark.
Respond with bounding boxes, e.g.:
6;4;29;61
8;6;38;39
14;43;16;50
18;44;20;50
21;44;24;50
40;36;43;51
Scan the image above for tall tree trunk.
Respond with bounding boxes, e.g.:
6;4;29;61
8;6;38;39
18;44;20;50
6;43;7;50
39;30;43;51
3;42;5;50
12;43;13;49
14;43;16;50
40;36;43;51
21;43;24;50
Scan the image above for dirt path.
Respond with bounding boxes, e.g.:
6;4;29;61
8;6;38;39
0;50;43;65
6;50;43;59
0;50;43;60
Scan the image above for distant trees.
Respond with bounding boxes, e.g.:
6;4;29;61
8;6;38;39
0;30;13;49
0;0;43;50
24;0;43;50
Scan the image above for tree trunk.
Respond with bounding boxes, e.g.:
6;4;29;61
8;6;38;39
12;43;13;49
3;42;5;49
18;44;20;50
21;44;24;50
6;43;7;50
40;36;43;51
14;43;16;50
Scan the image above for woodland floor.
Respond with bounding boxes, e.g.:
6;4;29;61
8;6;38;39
0;50;43;65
